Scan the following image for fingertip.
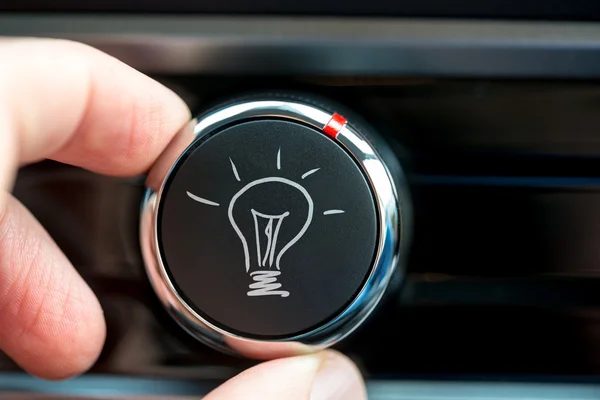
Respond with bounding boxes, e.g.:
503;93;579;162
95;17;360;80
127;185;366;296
0;38;191;177
50;44;192;177
204;350;366;400
311;350;367;400
205;353;322;400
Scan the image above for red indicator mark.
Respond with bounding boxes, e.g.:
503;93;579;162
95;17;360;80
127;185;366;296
323;113;347;139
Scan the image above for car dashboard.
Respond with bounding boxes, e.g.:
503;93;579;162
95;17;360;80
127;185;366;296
3;5;600;399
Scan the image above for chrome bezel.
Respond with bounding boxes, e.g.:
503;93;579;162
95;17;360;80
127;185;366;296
140;98;404;357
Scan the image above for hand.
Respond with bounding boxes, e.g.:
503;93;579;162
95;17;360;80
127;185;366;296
0;38;367;399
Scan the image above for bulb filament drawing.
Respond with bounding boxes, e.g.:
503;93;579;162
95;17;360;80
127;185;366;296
251;209;289;268
186;147;345;298
247;271;289;297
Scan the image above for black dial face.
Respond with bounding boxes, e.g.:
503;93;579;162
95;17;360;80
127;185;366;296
158;119;378;338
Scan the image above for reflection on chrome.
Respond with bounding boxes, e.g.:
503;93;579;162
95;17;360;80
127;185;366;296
363;159;396;205
193;101;331;137
339;126;376;156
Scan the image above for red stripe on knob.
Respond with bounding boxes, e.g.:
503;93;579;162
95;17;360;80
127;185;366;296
323;113;347;139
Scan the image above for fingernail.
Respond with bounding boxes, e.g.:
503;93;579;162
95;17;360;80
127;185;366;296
310;352;367;400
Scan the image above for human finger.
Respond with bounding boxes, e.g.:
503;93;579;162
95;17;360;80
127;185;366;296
204;350;367;400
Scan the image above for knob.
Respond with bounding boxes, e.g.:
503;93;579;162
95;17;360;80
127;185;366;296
140;93;410;358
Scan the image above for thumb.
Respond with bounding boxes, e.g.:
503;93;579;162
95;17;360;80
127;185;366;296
204;350;367;400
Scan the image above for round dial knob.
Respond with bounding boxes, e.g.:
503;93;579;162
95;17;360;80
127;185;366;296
141;93;409;357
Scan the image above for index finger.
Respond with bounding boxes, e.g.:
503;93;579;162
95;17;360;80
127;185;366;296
0;38;190;378
0;37;190;191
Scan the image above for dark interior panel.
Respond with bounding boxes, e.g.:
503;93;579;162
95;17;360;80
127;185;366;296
7;77;600;380
3;0;600;21
159;77;600;157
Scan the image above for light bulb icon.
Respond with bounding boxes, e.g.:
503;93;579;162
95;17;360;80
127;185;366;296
185;148;345;298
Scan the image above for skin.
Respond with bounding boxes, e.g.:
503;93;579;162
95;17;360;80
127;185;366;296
0;38;367;399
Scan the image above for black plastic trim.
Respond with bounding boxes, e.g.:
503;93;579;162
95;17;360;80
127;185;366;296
2;373;600;399
1;0;600;21
2;15;600;78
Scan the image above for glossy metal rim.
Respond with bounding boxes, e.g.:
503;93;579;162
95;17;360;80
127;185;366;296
140;98;403;355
